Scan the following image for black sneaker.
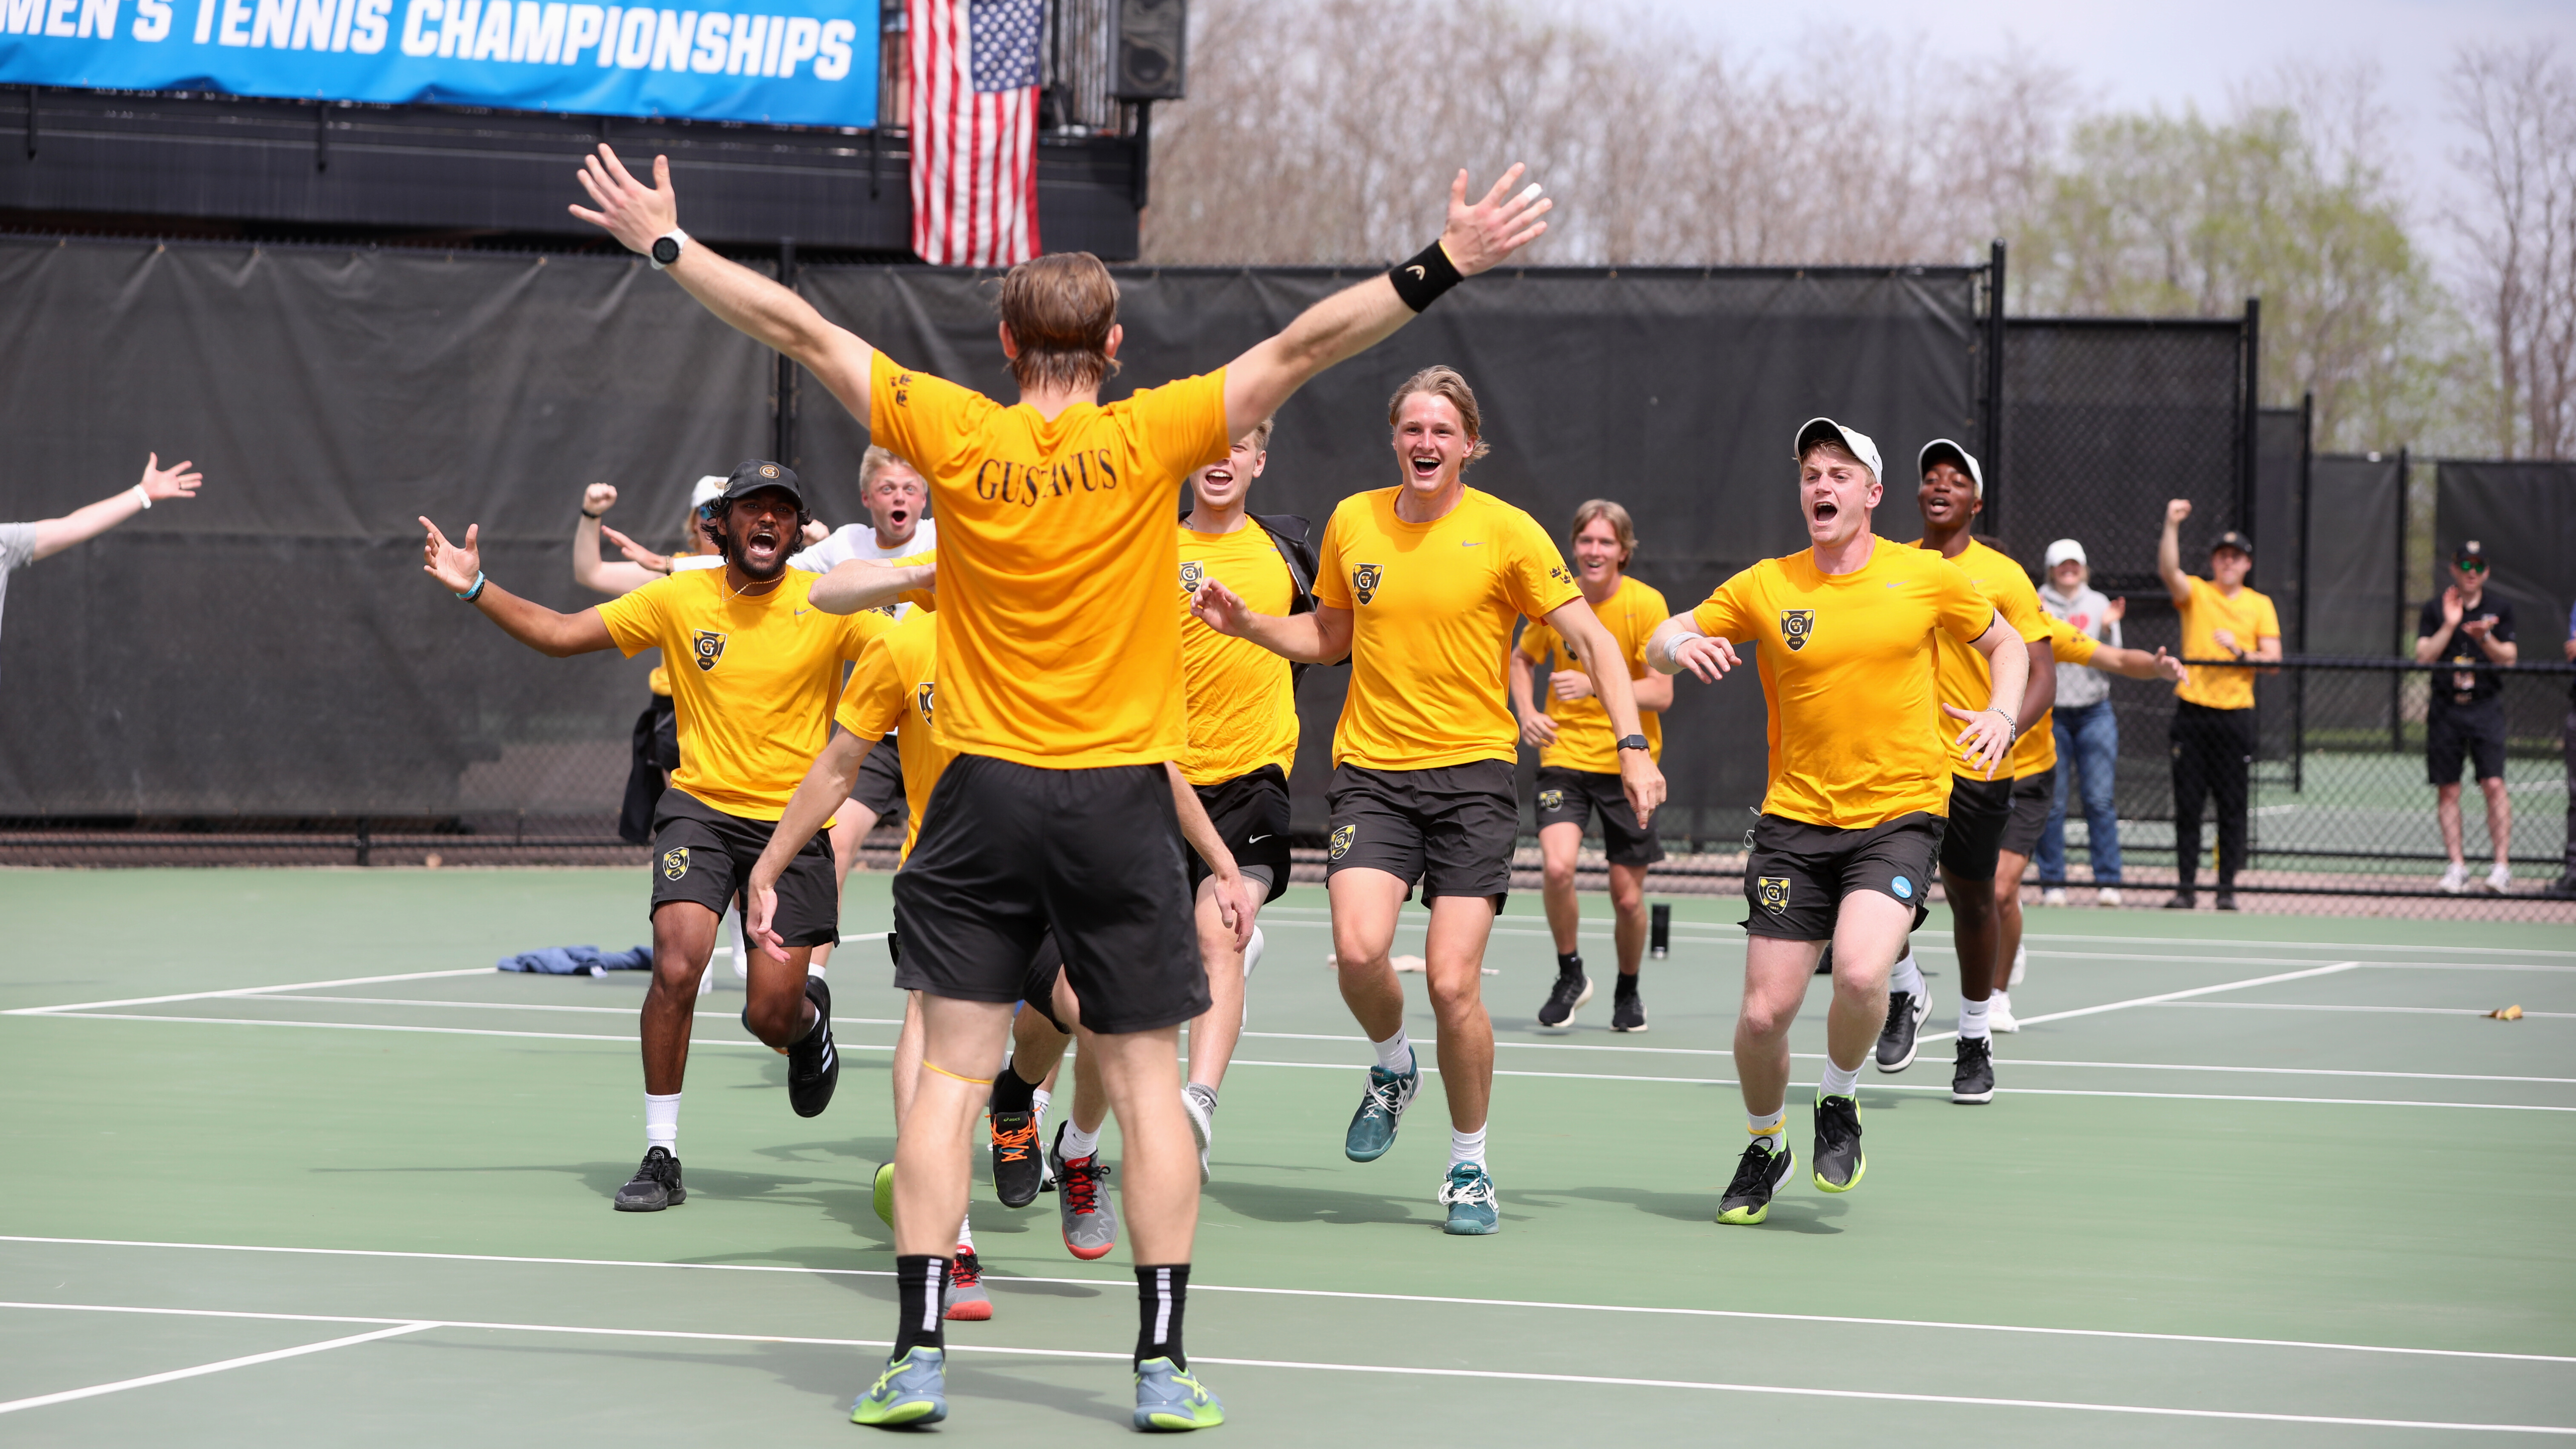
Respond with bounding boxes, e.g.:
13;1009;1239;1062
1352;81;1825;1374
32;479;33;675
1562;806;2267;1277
2548;876;2576;900
2214;890;2239;912
1811;1093;1865;1192
1536;971;1592;1029
1876;986;1929;1072
614;1146;686;1211
990;1109;1044;1208
1611;987;1647;1032
1951;1034;1995;1104
785;976;839;1118
2164;890;2197;910
1715;1137;1794;1224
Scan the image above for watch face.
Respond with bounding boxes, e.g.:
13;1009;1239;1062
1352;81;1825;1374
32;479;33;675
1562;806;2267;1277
651;235;681;265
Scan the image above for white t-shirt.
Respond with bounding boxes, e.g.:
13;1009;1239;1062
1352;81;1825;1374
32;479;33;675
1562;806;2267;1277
0;522;36;660
2039;580;2121;709
790;518;935;619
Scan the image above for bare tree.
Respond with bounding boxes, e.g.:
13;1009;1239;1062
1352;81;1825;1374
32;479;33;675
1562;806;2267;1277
2445;42;2576;459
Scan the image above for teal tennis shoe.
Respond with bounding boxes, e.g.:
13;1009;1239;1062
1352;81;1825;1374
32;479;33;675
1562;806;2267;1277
1134;1357;1225;1431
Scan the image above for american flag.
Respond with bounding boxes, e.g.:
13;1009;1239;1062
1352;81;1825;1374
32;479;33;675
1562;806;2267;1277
909;0;1044;267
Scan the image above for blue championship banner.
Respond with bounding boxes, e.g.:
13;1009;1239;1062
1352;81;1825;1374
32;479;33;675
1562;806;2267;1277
0;0;876;127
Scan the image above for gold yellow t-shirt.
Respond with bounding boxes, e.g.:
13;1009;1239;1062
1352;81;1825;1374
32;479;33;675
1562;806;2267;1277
834;611;950;861
1909;537;2051;781
866;350;1231;770
2175;575;2280;711
1517;575;1669;773
1176;522;1300;786
1693;538;1998;830
646;549;719;696
1314;487;1583;771
597;568;893;820
2003;618;2104;778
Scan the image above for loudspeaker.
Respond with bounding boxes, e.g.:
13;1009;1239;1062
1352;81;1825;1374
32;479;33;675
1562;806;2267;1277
1110;0;1186;100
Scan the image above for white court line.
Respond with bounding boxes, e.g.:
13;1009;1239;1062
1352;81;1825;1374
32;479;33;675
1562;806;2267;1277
2157;1002;2576;1020
1919;962;2360;1046
0;1321;430;1415
8;1014;902;1049
0;1302;2565;1433
252;996;913;1027
2;968;490;1016
8;1239;2570;1365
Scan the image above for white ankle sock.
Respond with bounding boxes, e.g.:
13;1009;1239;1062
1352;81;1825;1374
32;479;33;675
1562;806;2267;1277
1372;1028;1415;1076
1818;1059;1861;1098
1959;997;1991;1040
1888;949;1924;998
1448;1124;1487;1169
1747;1108;1785;1152
1061;1120;1103;1160
1031;1086;1052;1129
645;1092;681;1155
956;1212;975;1252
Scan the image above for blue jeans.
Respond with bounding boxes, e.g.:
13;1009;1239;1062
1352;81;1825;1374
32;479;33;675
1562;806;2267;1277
2037;699;2122;886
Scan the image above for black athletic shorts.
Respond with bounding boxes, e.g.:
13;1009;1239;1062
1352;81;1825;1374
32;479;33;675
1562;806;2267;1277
1996;766;2056;860
2428;700;2508;786
648;788;840;948
851;732;907;821
891;754;1205;1034
1185;763;1293;905
1938;772;2014;881
890;926;1069;1030
1326;760;1517;906
1533;765;1665;868
1742;811;1945;941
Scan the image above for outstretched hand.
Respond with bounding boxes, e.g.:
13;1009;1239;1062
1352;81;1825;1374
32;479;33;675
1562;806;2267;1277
2152;647;2188;685
569;144;678;255
419;516;481;592
1942;704;2015;779
1669;633;1740;684
1438;164;1553;276
1189;578;1253;636
600;524;670;573
138;453;204;503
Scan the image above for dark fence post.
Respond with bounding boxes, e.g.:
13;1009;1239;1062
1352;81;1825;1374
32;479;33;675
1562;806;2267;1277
2239;297;2261;537
2292;391;2312;791
1982;239;2006;538
776;238;798;469
2392;445;2409;754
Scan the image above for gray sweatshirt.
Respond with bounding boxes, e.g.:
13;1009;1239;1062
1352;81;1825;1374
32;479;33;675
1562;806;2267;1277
2039;581;2121;709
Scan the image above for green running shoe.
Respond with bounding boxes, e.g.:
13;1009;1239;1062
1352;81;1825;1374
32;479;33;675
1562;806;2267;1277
1133;1357;1225;1431
851;1345;946;1427
1343;1061;1419;1162
1813;1091;1866;1193
872;1161;896;1228
1438;1161;1499;1235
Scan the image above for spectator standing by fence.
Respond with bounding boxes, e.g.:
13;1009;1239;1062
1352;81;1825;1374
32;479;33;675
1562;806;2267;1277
2035;539;2125;906
2157;501;2279;911
2414;541;2518;894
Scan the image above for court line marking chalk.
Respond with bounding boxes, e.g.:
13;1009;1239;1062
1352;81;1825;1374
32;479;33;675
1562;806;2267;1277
0;1321;430;1416
2;968;491;1016
1919;961;2360;1046
0;1301;2565;1433
2158;1002;2576;1019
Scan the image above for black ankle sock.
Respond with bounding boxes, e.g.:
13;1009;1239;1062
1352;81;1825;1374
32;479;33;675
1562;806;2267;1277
1135;1263;1190;1369
895;1255;948;1357
1615;972;1639;998
989;1060;1040;1115
1557;951;1583;976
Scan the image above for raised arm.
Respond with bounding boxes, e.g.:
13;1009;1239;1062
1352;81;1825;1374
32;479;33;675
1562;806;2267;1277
808;557;936;615
1541;597;1667;825
1941;612;2028;779
570;146;875;421
421;516;615;657
1190;579;1353;665
573;483;663;595
2157;498;2195;607
29;454;202;560
1220;167;1551;438
2090;642;2190;686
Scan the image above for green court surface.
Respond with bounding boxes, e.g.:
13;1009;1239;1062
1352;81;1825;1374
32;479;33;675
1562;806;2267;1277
3;867;2571;1444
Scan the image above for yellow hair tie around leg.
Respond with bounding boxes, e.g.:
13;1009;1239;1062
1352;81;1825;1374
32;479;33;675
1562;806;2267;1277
923;1060;996;1087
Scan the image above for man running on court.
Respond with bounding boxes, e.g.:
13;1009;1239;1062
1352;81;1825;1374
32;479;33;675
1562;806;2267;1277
1510;499;1673;1033
570;140;1559;1429
1192;366;1667;1237
1647;419;2025;1226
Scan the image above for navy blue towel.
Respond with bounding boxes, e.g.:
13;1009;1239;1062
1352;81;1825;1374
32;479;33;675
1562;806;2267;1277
496;945;655;975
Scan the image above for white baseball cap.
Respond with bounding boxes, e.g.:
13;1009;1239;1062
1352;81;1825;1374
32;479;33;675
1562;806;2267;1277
1917;439;1985;499
1794;417;1883;481
2045;538;2087;569
688;474;728;510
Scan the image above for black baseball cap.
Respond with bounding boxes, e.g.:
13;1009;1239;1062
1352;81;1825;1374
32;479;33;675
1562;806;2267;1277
2211;529;2253;557
2454;540;2489;570
716;459;806;510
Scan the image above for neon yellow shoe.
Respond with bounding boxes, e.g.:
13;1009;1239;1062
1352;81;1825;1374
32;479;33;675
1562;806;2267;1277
1812;1092;1866;1192
873;1162;896;1227
1716;1138;1793;1224
851;1346;945;1427
1134;1357;1224;1430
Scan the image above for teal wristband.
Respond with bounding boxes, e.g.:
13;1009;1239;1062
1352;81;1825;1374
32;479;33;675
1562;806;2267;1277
455;571;487;602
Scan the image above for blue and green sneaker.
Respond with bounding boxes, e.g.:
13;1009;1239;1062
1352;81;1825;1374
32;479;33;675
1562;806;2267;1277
1134;1356;1225;1430
1438;1162;1499;1235
872;1161;896;1227
1343;1061;1419;1162
851;1345;946;1427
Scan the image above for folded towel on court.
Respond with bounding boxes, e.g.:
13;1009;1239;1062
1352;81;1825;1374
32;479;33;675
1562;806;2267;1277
496;945;654;975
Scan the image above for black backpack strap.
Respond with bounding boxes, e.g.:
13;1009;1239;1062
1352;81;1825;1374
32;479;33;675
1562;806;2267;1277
1251;511;1321;689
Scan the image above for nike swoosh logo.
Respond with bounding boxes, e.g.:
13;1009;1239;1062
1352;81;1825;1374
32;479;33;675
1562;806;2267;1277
1246;834;1272;844
1461;541;1483;548
794;607;811;616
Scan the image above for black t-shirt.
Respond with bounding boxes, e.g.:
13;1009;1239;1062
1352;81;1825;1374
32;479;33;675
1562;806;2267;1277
2417;594;2517;705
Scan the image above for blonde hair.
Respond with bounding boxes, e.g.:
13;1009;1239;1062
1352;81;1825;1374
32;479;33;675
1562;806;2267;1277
1386;365;1492;463
1243;416;1275;450
860;446;923;493
997;252;1121;392
1570;499;1636;564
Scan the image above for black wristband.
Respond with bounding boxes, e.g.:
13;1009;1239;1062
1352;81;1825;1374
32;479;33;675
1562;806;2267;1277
581;510;605;519
1388;239;1463;312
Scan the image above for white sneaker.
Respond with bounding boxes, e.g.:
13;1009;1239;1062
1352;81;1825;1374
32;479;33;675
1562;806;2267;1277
1989;990;2021;1033
2097;887;2123;908
2008;944;2027;988
2438;861;2470;895
1243;925;1265;976
1179;1083;1216;1185
2484;864;2512;895
2040;887;2068;907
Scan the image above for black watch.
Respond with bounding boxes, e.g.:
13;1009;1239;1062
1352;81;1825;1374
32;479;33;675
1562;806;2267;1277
1616;734;1650;752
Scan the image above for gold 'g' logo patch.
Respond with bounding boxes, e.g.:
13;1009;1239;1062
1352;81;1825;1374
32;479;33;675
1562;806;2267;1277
758;463;780;479
1779;609;1815;652
1179;559;1205;593
662;846;690;880
1756;875;1793;913
1329;823;1356;860
692;629;728;672
1352;563;1384;605
1537;788;1565;811
915;680;936;727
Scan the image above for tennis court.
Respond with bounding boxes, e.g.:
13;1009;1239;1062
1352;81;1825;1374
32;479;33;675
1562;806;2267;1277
3;866;2570;1444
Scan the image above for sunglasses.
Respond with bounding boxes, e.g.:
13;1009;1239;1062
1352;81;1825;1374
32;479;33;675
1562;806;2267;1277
2457;560;2489;574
